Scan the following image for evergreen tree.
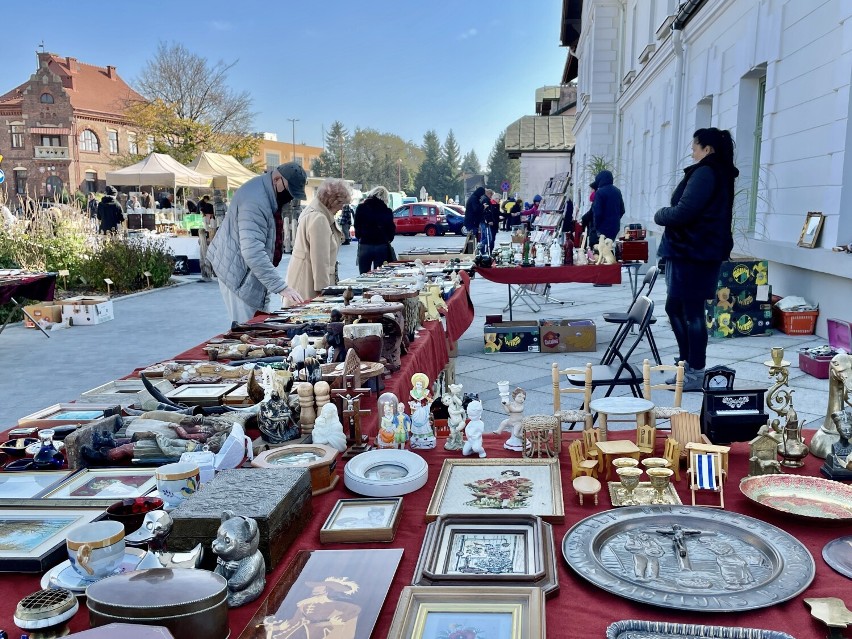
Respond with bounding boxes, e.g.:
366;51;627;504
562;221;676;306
461;149;482;176
311;121;349;178
414;130;444;200
486;131;520;194
440;130;463;202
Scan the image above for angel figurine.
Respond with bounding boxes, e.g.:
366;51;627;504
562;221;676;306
442;384;466;451
463;400;486;458
496;387;526;452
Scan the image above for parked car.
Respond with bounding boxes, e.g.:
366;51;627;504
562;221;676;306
444;204;467;235
391;202;448;236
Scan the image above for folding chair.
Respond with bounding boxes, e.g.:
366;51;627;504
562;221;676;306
642;359;687;430
568;296;655;398
552;362;594;433
602;266;661;364
688;450;725;508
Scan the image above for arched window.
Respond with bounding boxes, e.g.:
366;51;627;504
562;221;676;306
79;129;99;152
40;93;54;104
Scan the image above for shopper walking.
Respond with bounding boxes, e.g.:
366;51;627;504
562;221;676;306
340;204;354;245
96;186;124;234
354;186;396;273
198;195;217;282
464;186;485;239
655;127;739;391
591;170;625;245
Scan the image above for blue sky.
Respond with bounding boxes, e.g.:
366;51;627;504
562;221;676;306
0;1;566;162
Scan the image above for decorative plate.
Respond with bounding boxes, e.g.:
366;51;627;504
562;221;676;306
606;620;796;639
822;536;852;579
740;475;852;520
343;449;428;497
562;506;815;612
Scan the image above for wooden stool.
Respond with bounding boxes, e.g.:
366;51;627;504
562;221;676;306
522;415;560;458
573;475;602;505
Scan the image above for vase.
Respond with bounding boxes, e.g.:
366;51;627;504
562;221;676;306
33;429;63;469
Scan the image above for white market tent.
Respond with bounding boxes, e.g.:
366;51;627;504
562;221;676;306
189;152;258;191
105;153;212;188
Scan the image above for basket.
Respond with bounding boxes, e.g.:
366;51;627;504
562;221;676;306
771;295;819;335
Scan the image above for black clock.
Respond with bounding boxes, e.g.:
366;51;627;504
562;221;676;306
702;365;736;391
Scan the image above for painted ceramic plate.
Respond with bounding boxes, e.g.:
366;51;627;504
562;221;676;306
740;475;852;520
606;620;796;639
822;536;852;579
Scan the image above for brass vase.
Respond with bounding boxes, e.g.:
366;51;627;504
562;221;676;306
616;467;643;505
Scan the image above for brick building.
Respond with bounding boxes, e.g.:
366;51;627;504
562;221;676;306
0;51;143;203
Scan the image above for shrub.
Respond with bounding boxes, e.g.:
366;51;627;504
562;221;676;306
79;235;174;292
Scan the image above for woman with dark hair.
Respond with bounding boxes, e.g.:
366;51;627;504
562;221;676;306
654;127;739;391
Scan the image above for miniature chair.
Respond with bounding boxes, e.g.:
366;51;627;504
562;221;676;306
552;362;594;433
670;412;712;457
642;358;687;430
663;437;681;482
687;450;725;508
636;422;656;456
582;426;600;464
602;266;661;365
685;441;730;482
569;440;598;480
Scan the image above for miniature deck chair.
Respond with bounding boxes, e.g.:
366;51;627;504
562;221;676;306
642;359;687;430
688;449;725;508
552;362;594;433
602;266;662;365
569;439;598;480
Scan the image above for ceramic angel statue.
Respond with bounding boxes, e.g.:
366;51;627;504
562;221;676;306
409;399;436;449
534;243;547;266
442;384;466;451
376;396;398;449
550;237;563;266
311;403;347;452
463;400;486;458
496;387;526;452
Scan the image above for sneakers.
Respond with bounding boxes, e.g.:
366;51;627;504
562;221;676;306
682;368;705;392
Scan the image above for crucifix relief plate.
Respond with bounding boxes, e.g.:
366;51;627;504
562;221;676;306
562;506;814;612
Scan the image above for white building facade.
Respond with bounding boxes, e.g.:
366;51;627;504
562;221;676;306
572;0;852;336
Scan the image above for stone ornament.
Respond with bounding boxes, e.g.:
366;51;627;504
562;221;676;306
212;510;266;608
311;403;347;453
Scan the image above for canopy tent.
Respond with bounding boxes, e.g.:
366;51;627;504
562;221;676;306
189;152;258;190
105;153;212;188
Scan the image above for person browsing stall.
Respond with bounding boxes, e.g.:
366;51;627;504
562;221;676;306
354;186;396;274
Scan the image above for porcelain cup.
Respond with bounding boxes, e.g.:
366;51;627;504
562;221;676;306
66;520;125;580
155;462;200;509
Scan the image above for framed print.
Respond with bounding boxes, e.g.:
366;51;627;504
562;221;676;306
0;508;102;572
165;383;238;407
426;459;564;523
237;548;403;639
319;497;403;543
40;468;156;502
798;211;825;248
0;470;75;499
412;514;558;597
387;586;545;639
17;402;120;428
80;378;174;406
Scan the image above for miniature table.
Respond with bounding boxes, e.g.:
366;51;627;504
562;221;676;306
589;396;654;442
595;440;642;480
572;475;602;505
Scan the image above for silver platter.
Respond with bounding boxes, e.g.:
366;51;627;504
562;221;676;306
562;505;815;612
606;620;796;639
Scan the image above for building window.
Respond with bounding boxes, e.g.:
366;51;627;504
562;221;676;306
10;123;24;149
108;130;119;154
40;135;62;147
128;132;138;155
265;152;280;170
146;136;154;153
79;129;99;152
294;156;303;167
14;170;27;195
85;171;97;193
46;175;63;198
40;93;54;104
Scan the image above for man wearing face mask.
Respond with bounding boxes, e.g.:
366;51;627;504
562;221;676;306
207;162;308;324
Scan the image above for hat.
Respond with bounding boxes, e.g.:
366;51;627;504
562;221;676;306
104;185;117;196
589;180;598;190
533;194;542;203
275;162;307;200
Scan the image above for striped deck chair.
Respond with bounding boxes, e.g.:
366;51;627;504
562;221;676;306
688;450;724;508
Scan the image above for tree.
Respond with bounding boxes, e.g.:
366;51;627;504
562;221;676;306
461;149;482;176
414;130;444;200
127;42;258;165
439;130;462;202
486;131;520;194
311;121;350;178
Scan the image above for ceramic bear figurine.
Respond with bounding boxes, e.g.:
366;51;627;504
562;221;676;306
212;510;266;607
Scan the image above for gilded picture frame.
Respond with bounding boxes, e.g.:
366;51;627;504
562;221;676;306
798;211;825;248
425;458;564;523
38;468;157;504
319;497;403;544
387;586;545;639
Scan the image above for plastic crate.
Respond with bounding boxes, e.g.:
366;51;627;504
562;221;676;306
771;295;819;335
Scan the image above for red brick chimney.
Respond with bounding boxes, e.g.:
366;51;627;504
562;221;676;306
65;56;77;71
106;65;116;80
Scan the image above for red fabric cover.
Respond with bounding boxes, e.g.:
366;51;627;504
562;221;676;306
475;263;622;285
0;272;57;305
441;270;475;344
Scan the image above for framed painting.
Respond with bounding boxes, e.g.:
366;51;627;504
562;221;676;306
237;548;404;639
40;468;156;502
0;507;103;572
798;211;825;248
0;470;75;499
425;459;564;523
80;378;174;406
387;586;545;639
17;403;120;428
412;514;558;597
320;497;403;543
165;383;238;407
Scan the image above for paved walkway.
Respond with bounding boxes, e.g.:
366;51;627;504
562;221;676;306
0;232;830;435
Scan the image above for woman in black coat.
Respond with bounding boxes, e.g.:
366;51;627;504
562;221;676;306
354;186;396;273
97;186;125;234
654;128;739;391
464;186;486;239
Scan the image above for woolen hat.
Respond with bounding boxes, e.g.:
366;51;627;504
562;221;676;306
104;185;117;196
275;162;307;200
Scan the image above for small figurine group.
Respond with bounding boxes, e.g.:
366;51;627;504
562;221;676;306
376;393;411;449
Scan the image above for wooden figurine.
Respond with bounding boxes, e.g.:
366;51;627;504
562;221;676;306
314;381;331;411
297;382;316;434
748;432;782;476
331;377;370;458
419;283;447;321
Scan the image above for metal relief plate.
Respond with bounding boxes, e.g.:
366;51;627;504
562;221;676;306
606;620;796;639
822;536;852;579
562;506;815;612
608;482;683;507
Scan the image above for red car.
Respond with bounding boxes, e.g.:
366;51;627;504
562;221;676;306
391;202;448;236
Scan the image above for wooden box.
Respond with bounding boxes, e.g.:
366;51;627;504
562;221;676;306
169;468;312;571
617;239;648;262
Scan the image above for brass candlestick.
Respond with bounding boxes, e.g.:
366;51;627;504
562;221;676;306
764;347;809;467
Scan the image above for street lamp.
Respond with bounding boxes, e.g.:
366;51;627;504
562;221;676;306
287;118;299;164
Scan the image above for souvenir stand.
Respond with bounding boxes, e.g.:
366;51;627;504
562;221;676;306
529;171;573;306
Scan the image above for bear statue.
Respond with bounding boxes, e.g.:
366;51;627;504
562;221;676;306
212;510;266;607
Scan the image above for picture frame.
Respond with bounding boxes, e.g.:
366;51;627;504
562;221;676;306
0;507;103;572
798;211;825;248
0;470;75;499
237;548;404;639
319;497;403;543
426;458;565;523
164;383;239;407
38;468;157;503
80;378;174;406
17;403;120;428
387;586;545;639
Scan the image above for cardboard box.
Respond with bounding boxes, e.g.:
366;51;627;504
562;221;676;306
706;304;773;338
60;296;115;326
484;321;540;353
716;259;769;287
23;303;62;328
706;284;772;314
539;319;597;353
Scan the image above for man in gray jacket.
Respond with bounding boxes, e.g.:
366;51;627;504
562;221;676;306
207;163;308;323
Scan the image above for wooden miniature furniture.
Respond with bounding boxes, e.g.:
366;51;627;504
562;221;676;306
595;440;641;481
582;427;600;464
569;440;598;480
685;441;730;482
670;412;712;456
572;475;602;506
636;422;656;456
642;358;687;430
588;396;655;442
552;362;594;433
687;450;725;508
663;437;681;481
521;415;560;458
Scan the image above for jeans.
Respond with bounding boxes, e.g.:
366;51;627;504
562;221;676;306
357;242;390;274
665;296;708;370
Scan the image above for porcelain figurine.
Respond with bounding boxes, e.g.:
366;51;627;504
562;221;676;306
312;403;347;452
595;236;617;264
394;402;411;449
812;353;852;458
534;244;547;266
410;373;432;404
463;400;486;458
409;399;436;449
443;383;466;451
376;393;399;449
821;410;852;480
126;510;204;570
213;510;266;608
496;387;526;452
575;248;588;265
550;238;563;266
290;333;317;364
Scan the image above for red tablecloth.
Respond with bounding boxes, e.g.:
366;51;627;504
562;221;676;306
441;270;475;344
474;263;622;285
0;272;57;305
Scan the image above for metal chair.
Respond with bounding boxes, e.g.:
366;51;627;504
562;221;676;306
601;266;661;364
642;358;687;430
